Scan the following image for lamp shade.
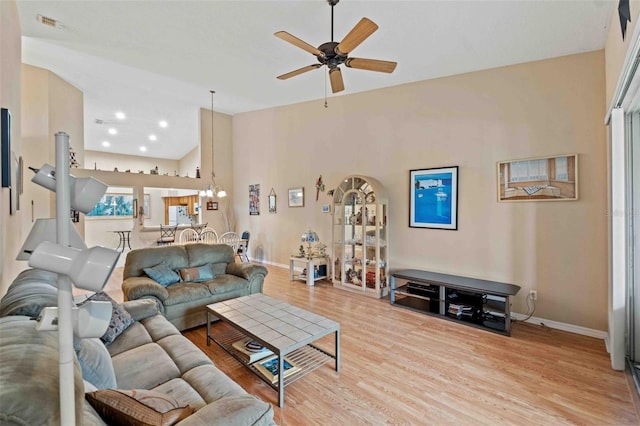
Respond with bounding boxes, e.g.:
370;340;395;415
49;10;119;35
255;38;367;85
31;164;108;213
73;301;112;338
28;241;120;292
301;230;319;244
17;218;87;261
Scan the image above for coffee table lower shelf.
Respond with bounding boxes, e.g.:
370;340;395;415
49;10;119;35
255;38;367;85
207;324;336;398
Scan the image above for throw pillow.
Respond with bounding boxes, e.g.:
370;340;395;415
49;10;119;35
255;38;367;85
80;292;134;345
177;264;214;282
143;262;181;287
86;389;194;426
75;337;117;389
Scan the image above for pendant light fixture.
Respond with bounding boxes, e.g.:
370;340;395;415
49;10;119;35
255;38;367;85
200;90;226;198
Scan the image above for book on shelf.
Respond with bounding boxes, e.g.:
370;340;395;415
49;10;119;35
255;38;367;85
231;338;274;364
254;355;300;384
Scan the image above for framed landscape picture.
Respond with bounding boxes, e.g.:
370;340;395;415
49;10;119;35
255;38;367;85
288;187;304;207
410;166;458;230
497;154;578;202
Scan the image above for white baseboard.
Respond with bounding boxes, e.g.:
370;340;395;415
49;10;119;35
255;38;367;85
511;312;608;340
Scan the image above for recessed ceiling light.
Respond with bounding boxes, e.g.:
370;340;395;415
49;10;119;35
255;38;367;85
108;128;117;135
159;120;168;128
101;141;110;147
149;134;157;141
115;111;126;120
139;146;147;152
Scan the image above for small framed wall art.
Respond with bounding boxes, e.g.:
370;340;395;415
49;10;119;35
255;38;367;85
288;187;304;207
249;184;260;215
268;188;276;213
409;166;458;230
497;154;578;202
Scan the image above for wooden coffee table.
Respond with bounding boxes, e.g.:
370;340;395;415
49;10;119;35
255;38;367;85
206;293;340;407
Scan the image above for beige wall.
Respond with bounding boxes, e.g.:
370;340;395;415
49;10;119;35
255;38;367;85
0;0;22;295
233;51;608;331
179;146;199;179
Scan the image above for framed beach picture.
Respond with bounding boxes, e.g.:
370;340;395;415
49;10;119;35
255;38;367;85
497;154;578;202
410;166;458;230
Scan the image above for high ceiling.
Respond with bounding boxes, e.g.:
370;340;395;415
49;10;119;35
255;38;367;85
17;0;615;160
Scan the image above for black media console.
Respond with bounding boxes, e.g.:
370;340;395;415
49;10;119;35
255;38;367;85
390;269;521;336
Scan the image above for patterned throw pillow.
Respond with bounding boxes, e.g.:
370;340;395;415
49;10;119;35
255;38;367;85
80;292;133;345
177;264;214;282
86;389;194;426
143;262;181;287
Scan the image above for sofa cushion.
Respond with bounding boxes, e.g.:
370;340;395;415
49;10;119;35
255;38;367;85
164;282;212;306
174;394;274;426
144;262;181;287
205;274;251;295
86;389;194;426
111;343;181;390
76;337;117;389
107;321;153;357
210;262;228;276
0;316;84;425
0;268;58;318
124;245;190;280
185;243;234;267
81;292;134;345
177;264;214;283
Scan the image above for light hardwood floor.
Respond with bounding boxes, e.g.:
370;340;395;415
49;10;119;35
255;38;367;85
106;263;640;425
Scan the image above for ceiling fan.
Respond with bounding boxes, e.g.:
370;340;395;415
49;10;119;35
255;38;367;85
274;0;397;94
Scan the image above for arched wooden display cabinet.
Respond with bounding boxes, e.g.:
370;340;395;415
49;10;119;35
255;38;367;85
332;175;388;298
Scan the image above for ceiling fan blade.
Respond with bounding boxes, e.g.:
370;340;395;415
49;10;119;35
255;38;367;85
329;68;345;93
274;31;324;57
335;18;378;55
277;64;322;80
345;58;397;73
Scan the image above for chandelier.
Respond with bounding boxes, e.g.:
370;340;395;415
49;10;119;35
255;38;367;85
200;90;226;198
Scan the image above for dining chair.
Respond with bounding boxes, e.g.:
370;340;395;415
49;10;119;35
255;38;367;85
178;228;199;244
157;224;178;246
191;223;208;237
236;230;250;262
218;231;240;253
199;229;218;244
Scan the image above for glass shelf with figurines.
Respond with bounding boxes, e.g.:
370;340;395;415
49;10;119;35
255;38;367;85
331;175;388;299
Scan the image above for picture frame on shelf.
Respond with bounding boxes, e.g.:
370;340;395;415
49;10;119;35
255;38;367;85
497;154;578;202
288;187;304;207
322;204;330;213
409;166;458;230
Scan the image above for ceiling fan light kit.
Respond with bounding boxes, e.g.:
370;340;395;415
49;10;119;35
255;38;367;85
275;0;397;94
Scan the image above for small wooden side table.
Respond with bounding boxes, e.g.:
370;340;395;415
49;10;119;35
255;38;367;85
289;255;329;286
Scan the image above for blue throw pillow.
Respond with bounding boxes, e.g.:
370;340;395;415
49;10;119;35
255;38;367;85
177;264;214;282
143;262;181;287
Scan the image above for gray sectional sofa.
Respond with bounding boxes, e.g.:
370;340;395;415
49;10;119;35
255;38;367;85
0;268;276;425
123;243;268;331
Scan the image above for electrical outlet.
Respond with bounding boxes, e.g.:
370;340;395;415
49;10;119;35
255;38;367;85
529;290;538;301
